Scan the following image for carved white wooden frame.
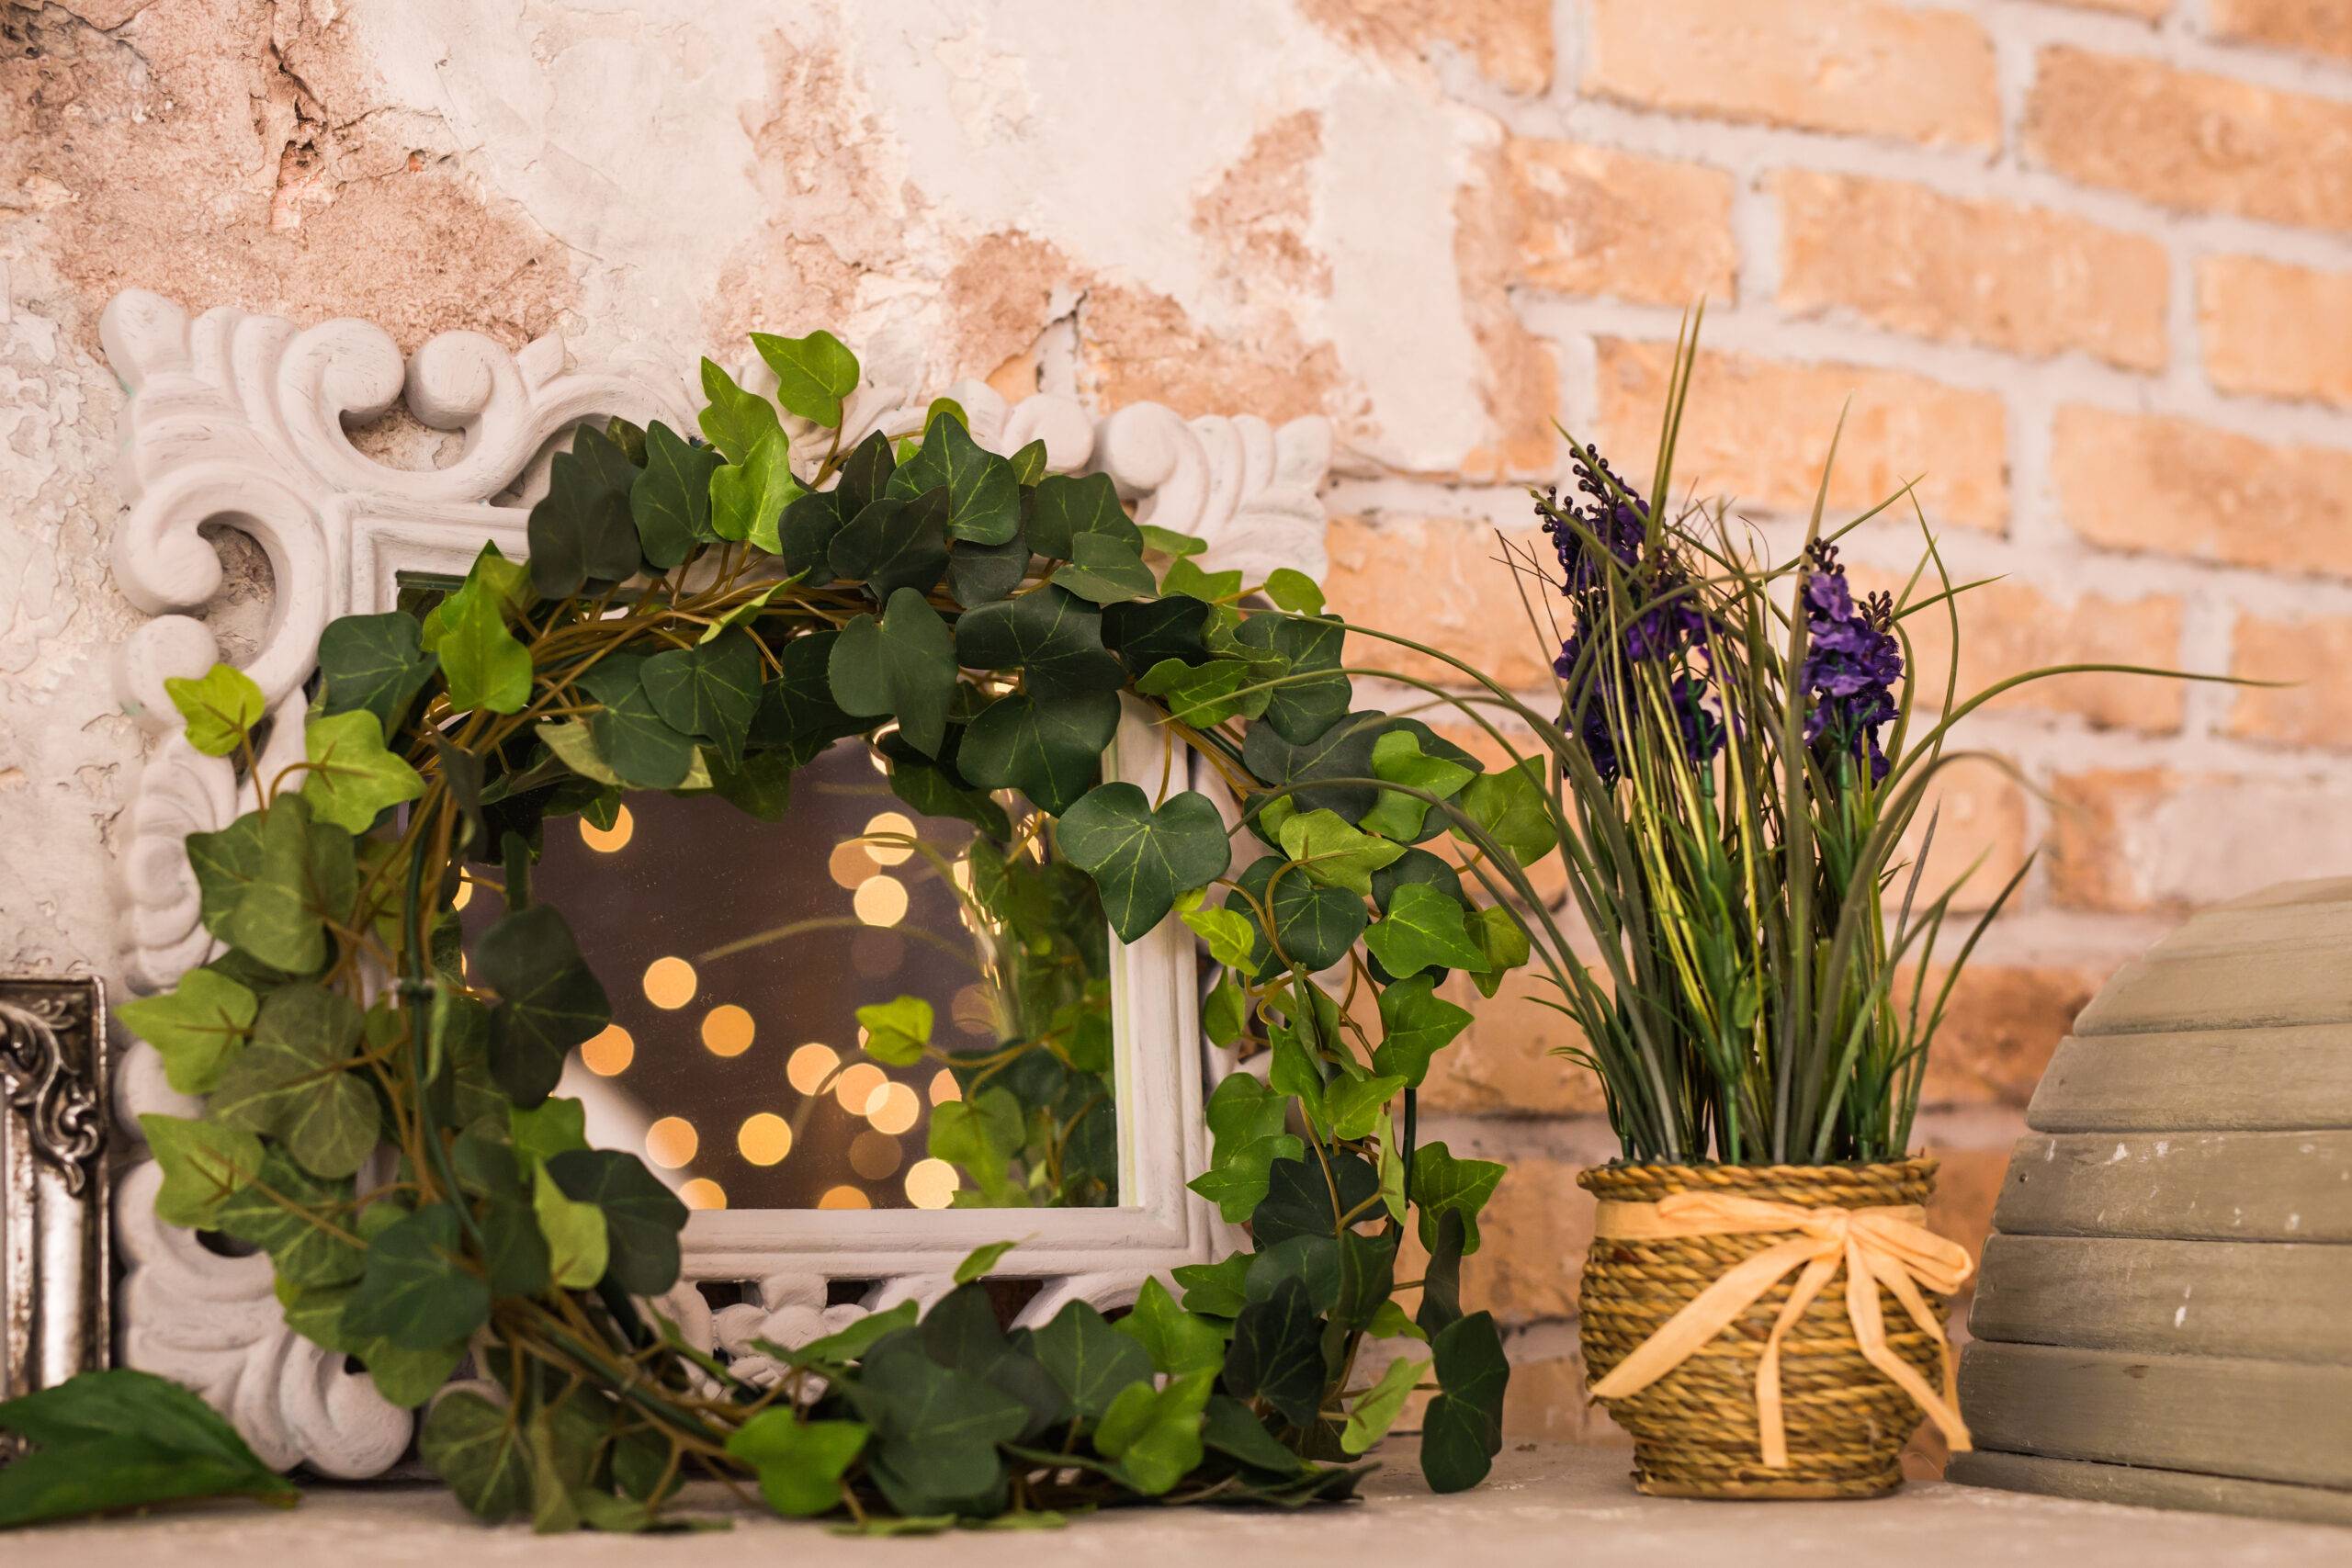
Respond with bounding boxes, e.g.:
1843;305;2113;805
95;289;1330;1478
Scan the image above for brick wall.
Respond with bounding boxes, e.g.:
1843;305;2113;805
1303;0;2352;1450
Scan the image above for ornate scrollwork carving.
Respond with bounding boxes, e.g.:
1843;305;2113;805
1;990;105;1194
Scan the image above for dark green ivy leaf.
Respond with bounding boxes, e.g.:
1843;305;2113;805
838;428;897;512
1238;614;1350;746
1225;853;1366;977
944;536;1032;608
1049;534;1157;604
1220;1276;1326;1427
1411;1142;1507;1255
751;630;868;753
316;612;437;734
888;411;1020;545
1055;783;1232;942
1420;1311;1508;1494
474;905;611;1107
777;490;847;585
843;1345;1027;1519
629;420;722;569
0;1368;300;1529
639;628;762;757
527;423;642;598
1250;1152;1379;1247
829;588;956;758
1243;711;1386;822
546;1148;688;1296
577;654;698;790
1027;1300;1154;1420
827;490;951;602
342;1203;489;1351
187;811;266;944
1102;594;1211;673
210;982;376;1180
951;585;1125;696
1023;472;1141;559
954;689;1119;817
215;1149;362;1288
420;1387;532;1523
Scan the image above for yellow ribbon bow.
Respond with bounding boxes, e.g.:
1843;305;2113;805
1586;1191;1975;1469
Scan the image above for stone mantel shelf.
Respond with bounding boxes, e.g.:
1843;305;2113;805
7;1446;2338;1566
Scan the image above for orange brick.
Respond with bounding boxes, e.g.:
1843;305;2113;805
1468;1156;1591;1324
1593;340;2008;532
2050;0;2169;13
1423;975;1608;1118
1893;760;2031;916
1503;141;1736;306
2052;405;2352;581
1322;514;1563;692
2199;255;2352;409
1913;964;2110;1107
1299;0;1557;93
2027;46;2352;230
2047;767;2352;912
1583;0;1998;147
1885;571;2186;733
2231;610;2352;749
1499;1354;1632;1444
2210;0;2352;63
1774;171;2167;371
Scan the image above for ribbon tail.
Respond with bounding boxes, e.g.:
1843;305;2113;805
1846;1240;1972;1455
1589;1237;1817;1402
1756;1253;1840;1470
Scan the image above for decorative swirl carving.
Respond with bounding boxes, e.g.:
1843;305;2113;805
1092;406;1329;585
1;992;106;1195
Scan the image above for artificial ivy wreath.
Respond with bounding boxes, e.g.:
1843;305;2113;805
99;329;1558;1532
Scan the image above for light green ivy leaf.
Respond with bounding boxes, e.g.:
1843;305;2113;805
118;968;257;1095
855;995;933;1066
300;709;424;834
751;329;861;428
1277;807;1406;897
164;663;266;757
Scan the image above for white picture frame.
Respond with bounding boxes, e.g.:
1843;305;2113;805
96;288;1332;1476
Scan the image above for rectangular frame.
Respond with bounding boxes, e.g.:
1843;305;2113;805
1;976;110;1412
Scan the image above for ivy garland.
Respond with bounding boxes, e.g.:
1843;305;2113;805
119;330;1552;1532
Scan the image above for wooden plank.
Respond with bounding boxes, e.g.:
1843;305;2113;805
2027;1027;2352;1132
1949;1451;2352;1528
2075;931;2352;1035
2218;876;2352;913
1992;1131;2352;1243
1959;1341;2352;1488
1969;1235;2352;1362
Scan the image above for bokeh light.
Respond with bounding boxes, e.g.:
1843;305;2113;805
849;1130;903;1180
645;1115;698;1169
861;812;916;866
642;955;696;1010
451;879;474;911
866;1082;920;1135
928;1069;962;1106
853;874;907;927
737;1112;793;1167
581;1024;634;1077
816;1185;872;1211
700;1003;755;1058
679;1178;726;1211
786;1043;838;1095
833;1063;886;1116
904;1158;959;1209
827;840;876;889
580;805;635;853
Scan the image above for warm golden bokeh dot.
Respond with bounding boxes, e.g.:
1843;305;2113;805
852;874;907;928
581;1024;635;1077
904;1158;959;1210
786;1043;838;1095
644;1115;698;1169
699;1003;755;1058
816;1184;873;1211
641;955;696;1010
737;1112;793;1167
866;1081;921;1136
580;804;635;853
451;879;474;912
833;1063;887;1116
849;1129;903;1180
679;1178;726;1211
827;840;876;889
928;1069;962;1106
861;811;916;866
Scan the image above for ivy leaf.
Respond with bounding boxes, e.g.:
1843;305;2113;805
1262;569;1325;615
1466;904;1532;998
1102;595;1211;673
186;813;265;942
578;655;698;790
475;905;611;1107
1340;1354;1426;1456
343;1203;490;1351
727;1413;868;1518
888;411;1020;545
711;750;795;821
0;1368;300;1529
1220;1276;1325;1426
547;1148;689;1296
1237;613;1350;746
1454;757;1559;866
1226;854;1365;976
1420;1312;1508;1493
1277;807;1406;897
696;357;781;464
1179;901;1258;970
1163;557;1243;602
1364;884;1491;976
1114;1277;1227;1378
1372;975;1473;1087
954;1239;1018;1285
1049;533;1156;604
1250;1152;1378;1247
1325;1072;1407;1141
954;688;1118;817
1186;1071;1301;1224
527;423;641;597
751;629;867;753
775;490;847;587
119;968;257;1095
1093;1368;1214;1495
1029;1300;1154;1419
231;797;353;976
709;426;802;554
927;1089;1024;1207
299;709;424;834
1243;711;1386;822
479;1187;553;1297
1412;1143;1507;1255
839;428;898;511
1138;524;1208;558
1202;1393;1305;1475
138;1112;263;1227
751;328;860;427
1134;657;1261;728
951;584;1125;696
639;628;763;757
317;613;437;734
421;1388;532;1523
164;663;266;757
1202;975;1247;1047
855;995;933;1066
1023;472;1139;559
210;981;376;1179
848;1348;1027;1519
827;490;951;601
755;1300;919;1371
945;536;1032;608
1373;846;1467;913
510;1096;590;1171
828;588;956;757
1362;728;1477;842
1172;1254;1252;1319
1055;784;1232;943
630;420;723;568
435;547;533;716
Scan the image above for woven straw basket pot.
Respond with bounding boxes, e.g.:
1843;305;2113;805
1577;1158;1947;1499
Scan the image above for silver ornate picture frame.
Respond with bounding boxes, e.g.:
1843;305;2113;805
2;976;110;1413
96;289;1332;1477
